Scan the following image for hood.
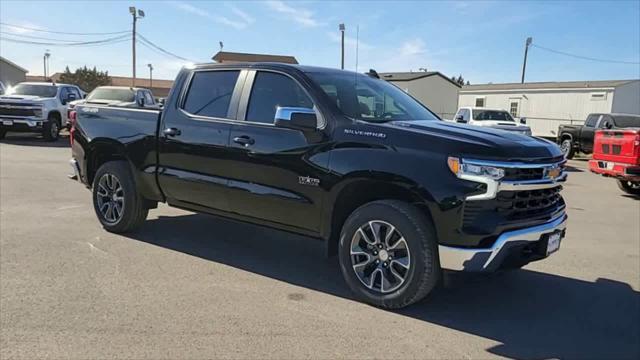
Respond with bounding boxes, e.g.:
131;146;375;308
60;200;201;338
0;95;51;102
382;120;562;162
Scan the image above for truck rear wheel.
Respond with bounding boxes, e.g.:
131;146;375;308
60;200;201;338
560;138;575;159
338;200;440;309
92;161;148;233
617;180;640;196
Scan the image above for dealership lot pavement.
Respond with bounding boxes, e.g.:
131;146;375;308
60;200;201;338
1;134;639;359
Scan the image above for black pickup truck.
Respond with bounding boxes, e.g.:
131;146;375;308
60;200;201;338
557;113;640;159
70;63;568;309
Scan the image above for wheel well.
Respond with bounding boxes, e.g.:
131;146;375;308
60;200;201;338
326;180;434;256
86;143;126;186
48;111;61;122
560;133;573;141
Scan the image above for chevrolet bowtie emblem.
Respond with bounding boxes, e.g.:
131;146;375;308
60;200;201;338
546;167;561;180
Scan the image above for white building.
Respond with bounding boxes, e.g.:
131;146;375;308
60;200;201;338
381;72;461;119
458;80;640;138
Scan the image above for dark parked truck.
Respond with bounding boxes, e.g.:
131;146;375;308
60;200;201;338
70;63;568;309
557;113;640;159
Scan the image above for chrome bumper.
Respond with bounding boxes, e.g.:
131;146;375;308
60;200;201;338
68;158;81;181
439;213;567;272
0;118;46;127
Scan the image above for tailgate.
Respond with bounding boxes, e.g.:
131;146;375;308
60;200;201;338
592;129;640;165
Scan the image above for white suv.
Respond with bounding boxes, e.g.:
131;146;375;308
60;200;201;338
451;107;532;136
0;82;83;141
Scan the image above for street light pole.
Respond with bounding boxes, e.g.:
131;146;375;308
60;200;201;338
521;37;532;84
339;23;345;70
43;50;50;81
147;63;153;88
130;6;145;86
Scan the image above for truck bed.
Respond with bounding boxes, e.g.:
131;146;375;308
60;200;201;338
72;104;163;201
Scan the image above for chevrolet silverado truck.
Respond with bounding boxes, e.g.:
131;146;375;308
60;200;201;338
451;107;532;136
70;63;568;309
0;82;83;141
557;113;640;159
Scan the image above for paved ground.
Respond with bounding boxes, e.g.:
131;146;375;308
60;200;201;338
1;133;639;359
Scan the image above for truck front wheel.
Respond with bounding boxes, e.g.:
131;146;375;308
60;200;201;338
43;114;61;142
92;161;148;233
617;180;640;196
338;200;440;309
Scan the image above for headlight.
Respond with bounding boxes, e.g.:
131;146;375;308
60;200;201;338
447;157;505;180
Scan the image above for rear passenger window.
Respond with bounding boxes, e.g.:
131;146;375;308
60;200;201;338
246;72;313;124
585;115;599;127
183;71;239;118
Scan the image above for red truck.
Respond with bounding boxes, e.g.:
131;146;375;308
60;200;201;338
589;128;640;195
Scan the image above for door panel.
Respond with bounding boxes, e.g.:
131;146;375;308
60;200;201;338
226;123;326;232
225;70;327;232
157;69;244;211
581;114;601;152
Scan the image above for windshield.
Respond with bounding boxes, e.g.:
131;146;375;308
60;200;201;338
613;115;640;128
308;72;438;122
472;110;515;121
8;84;58;98
87;88;135;102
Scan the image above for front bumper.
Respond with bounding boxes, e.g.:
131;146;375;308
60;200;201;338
0;118;46;132
439;213;567;272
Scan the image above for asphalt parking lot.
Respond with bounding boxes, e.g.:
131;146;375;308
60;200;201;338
1;133;639;359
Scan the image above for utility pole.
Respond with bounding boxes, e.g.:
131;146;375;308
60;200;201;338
339;23;345;70
521;37;532;84
130;6;145;86
147;63;153;88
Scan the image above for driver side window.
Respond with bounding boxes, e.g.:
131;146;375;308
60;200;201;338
246;71;314;124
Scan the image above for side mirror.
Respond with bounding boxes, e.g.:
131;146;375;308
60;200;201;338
137;96;145;107
455;114;466;123
520;117;527;124
274;107;318;131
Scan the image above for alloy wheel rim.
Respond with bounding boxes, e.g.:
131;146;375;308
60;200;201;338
350;220;411;294
51;122;58;138
96;173;125;223
561;140;570;155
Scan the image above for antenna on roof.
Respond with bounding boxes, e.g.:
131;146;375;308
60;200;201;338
355;25;359;74
219;41;224;52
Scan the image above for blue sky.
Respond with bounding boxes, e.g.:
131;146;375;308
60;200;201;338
1;0;639;84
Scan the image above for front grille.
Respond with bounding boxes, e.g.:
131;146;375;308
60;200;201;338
0;107;36;117
503;167;545;181
462;186;564;232
497;187;563;220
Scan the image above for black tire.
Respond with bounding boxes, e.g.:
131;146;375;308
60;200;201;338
92;160;148;233
43;113;60;141
560;138;575;159
338;200;441;309
617;180;640;196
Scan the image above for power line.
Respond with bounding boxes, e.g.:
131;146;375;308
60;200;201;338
531;44;640;65
137;33;195;62
0;34;130;47
0;22;129;35
0;32;96;42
